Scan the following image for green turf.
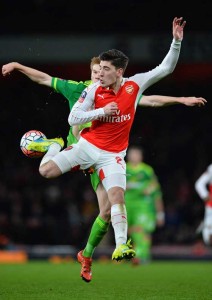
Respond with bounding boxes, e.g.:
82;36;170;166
0;260;212;300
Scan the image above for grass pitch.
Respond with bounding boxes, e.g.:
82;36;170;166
0;260;212;300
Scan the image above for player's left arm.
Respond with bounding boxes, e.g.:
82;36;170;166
139;95;207;107
155;195;165;227
130;17;186;96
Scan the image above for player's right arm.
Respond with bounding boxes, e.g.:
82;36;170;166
68;84;118;125
2;62;52;86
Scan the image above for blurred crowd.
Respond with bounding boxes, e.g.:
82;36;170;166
0;145;208;250
0;160;99;249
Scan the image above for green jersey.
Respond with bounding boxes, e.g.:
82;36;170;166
125;162;162;232
51;77;92;145
125;162;162;214
51;77;100;191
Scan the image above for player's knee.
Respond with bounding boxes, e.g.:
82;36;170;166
100;208;111;223
39;161;62;179
39;165;55;179
108;187;125;205
39;165;51;178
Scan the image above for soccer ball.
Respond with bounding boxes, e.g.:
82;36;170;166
20;130;46;158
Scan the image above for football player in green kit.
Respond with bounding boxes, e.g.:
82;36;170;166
125;145;165;264
2;59;110;282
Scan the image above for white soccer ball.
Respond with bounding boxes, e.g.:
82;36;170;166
20;129;46;158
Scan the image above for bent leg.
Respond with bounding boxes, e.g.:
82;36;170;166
38;142;63;178
78;182;110;282
96;182;111;222
39;160;62;178
83;182;110;258
39;140;96;179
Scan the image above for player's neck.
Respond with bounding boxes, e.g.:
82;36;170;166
110;77;123;94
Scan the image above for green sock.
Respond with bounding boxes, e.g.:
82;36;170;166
131;231;151;261
83;216;109;258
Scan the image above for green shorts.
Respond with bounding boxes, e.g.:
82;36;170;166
126;203;156;233
90;171;101;192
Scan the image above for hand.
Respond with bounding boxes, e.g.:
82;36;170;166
2;63;15;76
172;17;186;41
183;97;207;107
156;211;165;227
103;102;118;115
157;218;165;227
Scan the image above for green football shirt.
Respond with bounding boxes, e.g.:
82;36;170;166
51;77;91;145
51;77;100;191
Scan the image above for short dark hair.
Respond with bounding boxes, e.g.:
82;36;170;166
99;49;129;73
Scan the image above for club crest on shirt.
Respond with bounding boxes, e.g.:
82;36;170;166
78;90;87;103
125;85;134;94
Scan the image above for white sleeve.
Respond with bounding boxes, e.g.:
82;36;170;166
130;38;182;93
68;85;105;125
195;169;211;200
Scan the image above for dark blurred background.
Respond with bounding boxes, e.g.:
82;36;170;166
0;0;212;257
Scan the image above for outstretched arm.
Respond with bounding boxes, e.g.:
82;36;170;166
139;95;207;107
2;62;52;86
131;17;186;93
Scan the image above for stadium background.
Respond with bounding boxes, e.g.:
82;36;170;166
0;0;212;259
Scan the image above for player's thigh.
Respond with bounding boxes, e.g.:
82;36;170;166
96;153;126;192
52;143;96;173
96;150;126;173
101;173;126;194
39;160;62;177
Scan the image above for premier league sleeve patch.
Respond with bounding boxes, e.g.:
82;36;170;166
78;90;87;103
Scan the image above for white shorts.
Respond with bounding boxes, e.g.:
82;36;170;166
52;137;127;191
203;206;212;245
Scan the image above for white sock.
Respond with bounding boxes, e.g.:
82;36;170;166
40;143;61;166
111;203;128;247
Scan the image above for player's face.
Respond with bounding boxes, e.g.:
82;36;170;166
91;64;100;83
127;149;143;165
99;61;122;88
